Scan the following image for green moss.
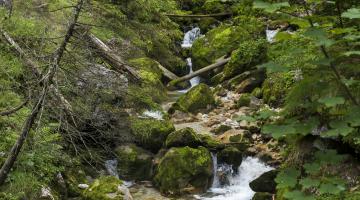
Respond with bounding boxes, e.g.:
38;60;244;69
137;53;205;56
153;146;213;196
165;127;202;148
83;176;123;200
222;39;267;81
217;146;243;171
198;134;225;150
130;118;175;152
262;72;294;107
251;87;263;98
236;93;252;108
115;144;153;180
252;192;273;200
173;83;215;113
213;125;232;135
64;167;88;197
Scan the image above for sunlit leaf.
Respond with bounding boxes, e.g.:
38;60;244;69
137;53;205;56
319;183;345;195
253;1;290;13
300;177;321;189
342;8;360;19
275;168;300;189
343;51;360;56
262;124;297;139
318;97;345;107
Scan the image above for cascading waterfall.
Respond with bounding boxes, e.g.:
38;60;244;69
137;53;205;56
105;159;120;178
197;157;274;200
178;27;202;93
266;28;280;43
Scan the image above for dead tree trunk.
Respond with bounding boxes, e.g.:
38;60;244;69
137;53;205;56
85;33;141;82
156;62;179;80
0;29;75;124
168;57;230;87
0;99;28;116
0;0;84;185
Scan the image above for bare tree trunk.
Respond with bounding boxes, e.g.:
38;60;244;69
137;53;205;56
85;33;141;82
0;0;84;185
168;57;230;88
156;62;179;80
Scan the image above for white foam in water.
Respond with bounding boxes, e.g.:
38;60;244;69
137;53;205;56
178;58;201;93
182;27;201;48
266;29;280;43
199;157;274;200
142;110;164;120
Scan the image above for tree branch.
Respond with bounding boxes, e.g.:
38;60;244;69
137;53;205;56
0;99;28;116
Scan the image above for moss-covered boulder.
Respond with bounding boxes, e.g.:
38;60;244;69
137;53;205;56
171;83;215;113
249;170;278;193
63;167;88;197
153;146;213;196
115;144;153;180
221;39;267;81
130;118;175;152
217;146;243;172
82;176;124;200
199;134;225;150
236;93;252;108
212;124;232;135
252;192;273;200
165;127;202;148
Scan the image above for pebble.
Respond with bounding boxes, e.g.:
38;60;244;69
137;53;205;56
78;184;89;189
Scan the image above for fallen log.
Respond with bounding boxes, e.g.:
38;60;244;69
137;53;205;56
165;13;232;18
156;62;179;80
168;57;230;87
86;33;141;82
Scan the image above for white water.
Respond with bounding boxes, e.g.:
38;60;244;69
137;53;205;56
182;27;201;48
142;110;164;120
178;27;202;93
266;29;279;43
197;157;274;200
105;159;120;178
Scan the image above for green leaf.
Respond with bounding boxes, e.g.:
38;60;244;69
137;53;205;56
327;120;354;136
304;162;321;175
342;8;360;19
343;51;360;56
283;190;316;200
318;97;345;107
275;32;293;41
300;177;321;189
318;183;345;195
260;62;290;73
234;115;257;122
256;109;276;120
344;106;360;127
275;168;300;189
262;124;297;139
253;1;290;13
293;117;320;136
314;150;346;165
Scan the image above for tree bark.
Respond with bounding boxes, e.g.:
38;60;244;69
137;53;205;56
156;62;179;80
168;57;230;87
0;0;84;185
165;13;232;18
85;33;141;82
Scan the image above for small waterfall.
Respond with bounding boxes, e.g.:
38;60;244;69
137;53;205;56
266;29;279;43
178;27;202;93
142;110;164;120
182;27;201;48
105;159;120;178
198;157;274;200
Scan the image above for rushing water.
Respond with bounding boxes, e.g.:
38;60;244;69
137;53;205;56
178;27;202;93
266;29;279;43
196;157;274;200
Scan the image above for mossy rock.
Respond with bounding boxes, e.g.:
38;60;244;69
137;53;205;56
115;144;153;180
252;192;273;200
236;93;252;108
221;39;267;81
63;167;88;197
172;83;215;113
213;125;232;135
153;146;213;196
191;25;252;72
82;176;123;200
199;134;225;150
261;72;293;107
251;87;263;98
249;170;278;193
217;146;243;172
165;127;203;148
130;118;175;152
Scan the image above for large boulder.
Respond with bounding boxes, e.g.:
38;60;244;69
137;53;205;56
115;144;153;180
170;83;215;113
165;127;202;148
221;39;267;81
130;118;175;152
249;170;278;193
82;176;130;200
252;192;273;200
217;146;243;172
154;146;213;196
